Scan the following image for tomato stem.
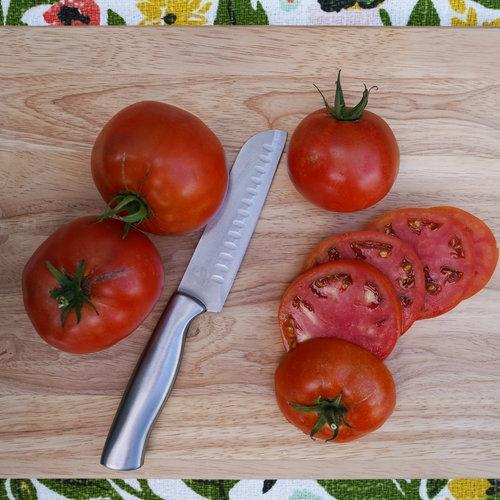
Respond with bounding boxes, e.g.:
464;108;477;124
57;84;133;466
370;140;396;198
315;70;377;122
46;260;99;327
290;392;351;441
97;192;150;238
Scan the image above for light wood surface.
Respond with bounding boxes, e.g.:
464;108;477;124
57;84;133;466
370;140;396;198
0;27;499;479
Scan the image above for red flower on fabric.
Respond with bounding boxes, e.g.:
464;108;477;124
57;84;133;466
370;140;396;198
43;0;100;25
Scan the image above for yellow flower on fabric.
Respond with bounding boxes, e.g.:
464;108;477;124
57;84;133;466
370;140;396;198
137;0;211;25
449;0;466;14
483;18;500;26
448;479;490;500
451;6;477;25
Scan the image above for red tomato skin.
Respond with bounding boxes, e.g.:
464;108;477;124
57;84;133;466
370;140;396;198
288;109;399;212
22;217;164;354
275;338;396;442
91;101;228;235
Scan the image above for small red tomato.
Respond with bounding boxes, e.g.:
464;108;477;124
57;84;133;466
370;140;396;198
91;101;228;236
275;338;396;442
22;217;164;354
288;71;399;212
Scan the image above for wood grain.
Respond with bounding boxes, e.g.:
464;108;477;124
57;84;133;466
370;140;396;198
0;27;499;478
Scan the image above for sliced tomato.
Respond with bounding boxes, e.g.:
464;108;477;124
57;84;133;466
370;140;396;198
278;260;401;359
367;208;474;319
431;207;498;299
303;230;424;334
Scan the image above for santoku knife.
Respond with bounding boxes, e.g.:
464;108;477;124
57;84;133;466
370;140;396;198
101;129;287;471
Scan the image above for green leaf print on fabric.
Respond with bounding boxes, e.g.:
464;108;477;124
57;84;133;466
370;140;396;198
427;479;448;498
214;0;269;24
0;480;9;500
6;0;57;25
318;479;421;499
107;9;126;24
407;0;440;25
379;8;392;24
39;480;120;499
10;480;37;500
112;479;163;499
471;0;500;8
289;489;323;500
487;480;500;496
183;480;239;500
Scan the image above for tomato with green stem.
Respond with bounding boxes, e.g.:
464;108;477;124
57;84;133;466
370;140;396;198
287;71;399;212
91;101;228;236
22;216;164;354
275;338;396;442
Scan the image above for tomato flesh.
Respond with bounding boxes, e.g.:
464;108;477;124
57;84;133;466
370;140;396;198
278;260;401;359
275;338;396;442
431;206;498;299
22;217;164;353
367;208;474;319
304;230;424;334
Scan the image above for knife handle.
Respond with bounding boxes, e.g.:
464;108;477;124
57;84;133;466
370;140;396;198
101;292;206;471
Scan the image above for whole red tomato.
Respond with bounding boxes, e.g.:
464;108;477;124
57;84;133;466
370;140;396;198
22;217;164;354
275;338;396;442
91;101;228;235
288;72;399;212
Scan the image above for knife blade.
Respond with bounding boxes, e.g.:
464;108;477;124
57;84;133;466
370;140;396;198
101;130;287;471
179;129;288;311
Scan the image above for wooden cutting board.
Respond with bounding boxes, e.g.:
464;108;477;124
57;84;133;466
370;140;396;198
0;27;499;478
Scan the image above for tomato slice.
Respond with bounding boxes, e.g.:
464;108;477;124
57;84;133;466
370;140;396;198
366;208;474;319
278;260;401;359
303;230;424;334
431;207;498;299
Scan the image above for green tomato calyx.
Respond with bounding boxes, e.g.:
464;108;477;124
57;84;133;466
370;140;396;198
97;192;150;238
290;392;352;441
46;260;99;327
315;69;378;121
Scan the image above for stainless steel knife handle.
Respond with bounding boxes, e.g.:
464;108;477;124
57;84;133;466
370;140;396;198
101;292;206;471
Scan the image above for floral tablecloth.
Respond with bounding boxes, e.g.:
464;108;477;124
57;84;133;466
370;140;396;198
3;0;499;26
2;479;500;499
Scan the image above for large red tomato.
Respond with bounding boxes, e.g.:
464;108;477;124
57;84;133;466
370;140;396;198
22;217;164;354
91;101;228;235
275;338;396;442
288;72;399;212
